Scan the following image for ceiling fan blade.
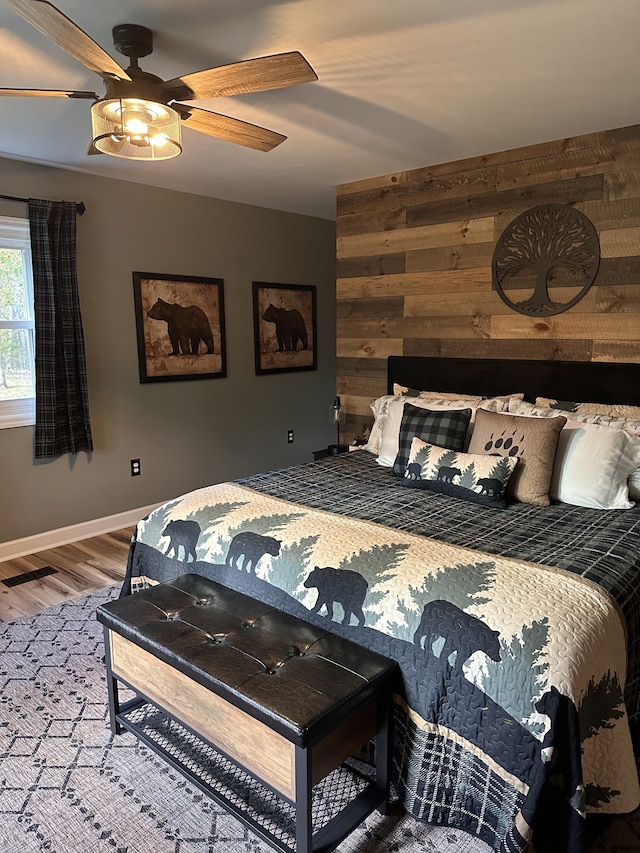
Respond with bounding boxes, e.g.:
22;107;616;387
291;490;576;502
4;0;131;81
167;51;317;99
0;87;97;98
179;105;286;152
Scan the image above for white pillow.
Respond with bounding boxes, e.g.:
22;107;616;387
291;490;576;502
550;422;640;509
509;399;640;503
363;394;397;455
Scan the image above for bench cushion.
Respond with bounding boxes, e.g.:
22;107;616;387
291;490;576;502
97;573;397;746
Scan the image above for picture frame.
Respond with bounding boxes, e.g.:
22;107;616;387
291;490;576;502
252;281;317;375
133;271;226;383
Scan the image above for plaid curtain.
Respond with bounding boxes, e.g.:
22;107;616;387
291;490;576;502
29;199;93;459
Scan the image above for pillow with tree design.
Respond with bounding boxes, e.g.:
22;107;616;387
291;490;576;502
402;437;518;509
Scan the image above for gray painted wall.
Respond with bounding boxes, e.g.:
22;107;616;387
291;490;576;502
0;157;336;543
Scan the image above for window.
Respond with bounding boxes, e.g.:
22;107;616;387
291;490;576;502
0;216;35;428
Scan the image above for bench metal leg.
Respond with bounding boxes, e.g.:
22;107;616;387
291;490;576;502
295;744;313;853
103;626;122;735
375;693;391;815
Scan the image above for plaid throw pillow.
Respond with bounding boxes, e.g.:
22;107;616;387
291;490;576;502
392;404;472;476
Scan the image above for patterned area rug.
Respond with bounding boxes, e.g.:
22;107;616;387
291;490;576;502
0;586;493;853
3;587;639;852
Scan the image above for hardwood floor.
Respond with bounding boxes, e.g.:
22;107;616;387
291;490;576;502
0;527;134;622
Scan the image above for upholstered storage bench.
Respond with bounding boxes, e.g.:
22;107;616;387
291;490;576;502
96;573;398;853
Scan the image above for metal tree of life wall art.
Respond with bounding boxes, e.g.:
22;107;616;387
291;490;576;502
492;205;600;316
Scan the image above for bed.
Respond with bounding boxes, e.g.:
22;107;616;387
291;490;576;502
121;356;640;853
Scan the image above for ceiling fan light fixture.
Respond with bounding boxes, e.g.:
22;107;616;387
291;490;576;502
90;97;182;161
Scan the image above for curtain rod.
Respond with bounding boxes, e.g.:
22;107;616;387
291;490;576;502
0;194;85;215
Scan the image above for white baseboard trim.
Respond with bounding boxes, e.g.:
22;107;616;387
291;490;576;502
0;503;162;562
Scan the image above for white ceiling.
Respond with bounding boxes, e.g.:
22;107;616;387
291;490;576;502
0;0;638;221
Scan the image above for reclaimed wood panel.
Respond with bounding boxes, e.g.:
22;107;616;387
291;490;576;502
337;217;494;259
604;170;640;201
337;316;492;340
403;291;510;317
405;242;495;273
406;175;603;229
338;206;407;238
495;142;640;192
404;338;594;361
596;285;640;313
336;123;640;442
600;226;640;258
336;356;387;377
337;269;492;300
490;313;640;341
406;129;619;182
337;296;405;318
337;252;405;279
336;338;404;359
593;341;640;362
577;196;640;231
338;167;498;218
583;256;640;286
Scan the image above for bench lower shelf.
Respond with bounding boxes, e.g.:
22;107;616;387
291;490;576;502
116;696;386;853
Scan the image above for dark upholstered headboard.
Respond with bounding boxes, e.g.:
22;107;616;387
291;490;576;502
387;356;640;406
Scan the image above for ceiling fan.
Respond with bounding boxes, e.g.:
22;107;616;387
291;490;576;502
0;0;318;160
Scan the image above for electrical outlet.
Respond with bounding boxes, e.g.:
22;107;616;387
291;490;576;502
131;458;141;476
287;429;294;444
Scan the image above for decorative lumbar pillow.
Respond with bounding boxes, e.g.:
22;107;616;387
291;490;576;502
392;404;472;476
550;422;640;509
535;397;640;421
402;437;518;508
467;408;566;506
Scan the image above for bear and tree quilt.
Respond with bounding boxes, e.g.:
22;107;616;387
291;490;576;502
121;452;640;853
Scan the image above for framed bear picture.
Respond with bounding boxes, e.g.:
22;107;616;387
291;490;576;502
133;272;226;383
252;281;317;375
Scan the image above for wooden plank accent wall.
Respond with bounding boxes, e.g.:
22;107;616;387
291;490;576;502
336;124;640;442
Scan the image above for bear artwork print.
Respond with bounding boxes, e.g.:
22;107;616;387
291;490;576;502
252;282;316;374
133;272;226;382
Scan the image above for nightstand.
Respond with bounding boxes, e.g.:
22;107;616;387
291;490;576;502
313;445;349;461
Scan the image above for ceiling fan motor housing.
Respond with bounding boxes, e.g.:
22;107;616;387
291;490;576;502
105;25;193;103
112;24;153;60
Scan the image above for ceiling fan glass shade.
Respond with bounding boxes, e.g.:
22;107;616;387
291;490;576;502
90;98;182;160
